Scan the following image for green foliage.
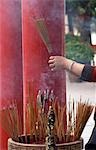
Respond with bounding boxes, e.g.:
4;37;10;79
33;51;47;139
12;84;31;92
88;0;96;16
65;34;94;63
67;0;96;16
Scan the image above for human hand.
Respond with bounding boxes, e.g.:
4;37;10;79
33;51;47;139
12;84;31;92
48;56;65;71
48;56;84;76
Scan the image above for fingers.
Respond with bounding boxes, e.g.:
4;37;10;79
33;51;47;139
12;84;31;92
49;56;55;60
48;56;55;64
48;56;56;71
49;65;55;71
49;61;55;71
49;63;55;68
48;59;54;64
50;67;55;71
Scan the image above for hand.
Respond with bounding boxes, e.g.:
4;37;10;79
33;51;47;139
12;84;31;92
48;56;65;71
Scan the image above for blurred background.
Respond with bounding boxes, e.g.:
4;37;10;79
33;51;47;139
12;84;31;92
65;0;96;67
65;0;96;149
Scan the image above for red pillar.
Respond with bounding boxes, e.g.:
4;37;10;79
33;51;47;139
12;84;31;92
22;0;66;131
0;0;22;149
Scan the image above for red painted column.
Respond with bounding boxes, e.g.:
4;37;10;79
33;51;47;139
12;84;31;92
22;0;66;131
0;0;22;149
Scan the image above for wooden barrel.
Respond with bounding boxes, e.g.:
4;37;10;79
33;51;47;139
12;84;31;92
8;138;83;150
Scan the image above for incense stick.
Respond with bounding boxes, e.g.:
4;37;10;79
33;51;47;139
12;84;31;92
0;86;93;144
35;18;53;54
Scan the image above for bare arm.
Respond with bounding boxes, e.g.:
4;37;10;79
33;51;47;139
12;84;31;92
48;56;84;77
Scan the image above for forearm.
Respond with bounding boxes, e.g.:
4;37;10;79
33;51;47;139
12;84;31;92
48;56;96;82
65;59;96;82
63;58;85;77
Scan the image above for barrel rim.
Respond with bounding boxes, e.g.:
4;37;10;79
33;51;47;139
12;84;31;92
8;138;83;147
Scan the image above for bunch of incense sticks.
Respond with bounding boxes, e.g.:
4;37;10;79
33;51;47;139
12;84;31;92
66;98;93;142
52;99;66;143
26;83;55;143
0;83;94;144
26;82;65;143
0;100;22;142
74;100;93;141
35;18;53;54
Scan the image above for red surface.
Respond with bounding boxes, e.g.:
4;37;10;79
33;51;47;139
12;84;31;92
0;0;66;149
0;0;23;149
22;0;66;132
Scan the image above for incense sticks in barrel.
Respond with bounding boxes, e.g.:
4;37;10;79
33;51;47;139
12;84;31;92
0;85;94;144
66;98;93;142
0;100;22;142
74;100;93;141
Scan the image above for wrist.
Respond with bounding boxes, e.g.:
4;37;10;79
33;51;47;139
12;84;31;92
63;58;75;71
68;61;75;71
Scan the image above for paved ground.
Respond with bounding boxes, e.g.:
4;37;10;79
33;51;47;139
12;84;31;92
66;72;96;149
